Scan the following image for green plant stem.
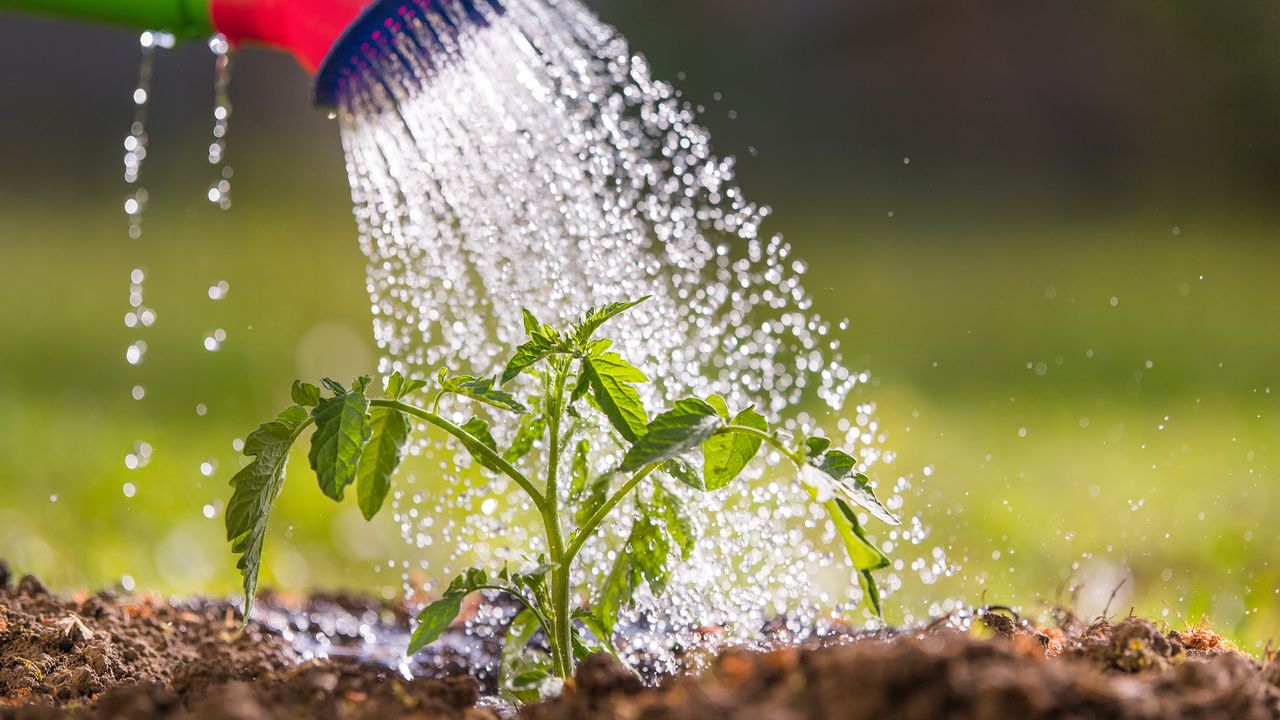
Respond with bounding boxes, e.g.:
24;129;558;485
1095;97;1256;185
371;400;547;512
720;424;806;466
543;364;574;679
564;463;659;564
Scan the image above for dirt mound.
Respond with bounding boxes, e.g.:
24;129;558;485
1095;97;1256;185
3;562;1278;719
532;620;1280;720
0;562;289;709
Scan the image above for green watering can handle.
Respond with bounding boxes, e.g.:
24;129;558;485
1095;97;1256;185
0;0;213;38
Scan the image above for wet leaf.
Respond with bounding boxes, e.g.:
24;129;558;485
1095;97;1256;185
621;398;720;471
440;370;526;413
356;407;410;520
662;457;705;492
583;352;649;443
702;405;766;489
225;405;311;619
596;515;670;634
803;436;831;459
500;609;551;704
570;296;649;345
408;568;488;655
802;456;900;526
385;370;428;400
654;484;696;560
291;380;320;407
504;413;546;463
309;380;372;501
460;417;503;473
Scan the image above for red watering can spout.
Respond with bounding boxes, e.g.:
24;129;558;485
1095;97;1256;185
211;0;373;73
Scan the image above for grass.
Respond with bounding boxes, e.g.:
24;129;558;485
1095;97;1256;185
0;185;1275;650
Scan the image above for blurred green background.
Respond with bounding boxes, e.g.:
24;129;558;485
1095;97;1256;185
0;2;1276;649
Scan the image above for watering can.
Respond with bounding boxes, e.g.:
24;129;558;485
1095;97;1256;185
0;0;499;108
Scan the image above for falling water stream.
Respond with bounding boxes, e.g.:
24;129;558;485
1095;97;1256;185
332;0;941;673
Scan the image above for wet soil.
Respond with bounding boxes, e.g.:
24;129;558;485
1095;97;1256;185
2;561;1277;719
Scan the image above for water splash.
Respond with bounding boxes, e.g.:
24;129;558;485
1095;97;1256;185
333;0;938;671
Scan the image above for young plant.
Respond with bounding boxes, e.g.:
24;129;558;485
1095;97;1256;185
225;298;899;697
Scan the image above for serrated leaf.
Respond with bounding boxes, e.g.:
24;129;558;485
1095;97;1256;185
702;405;766;489
583;353;649;443
225;404;310;619
356;407;410;520
570;296;649;345
831;499;891;571
407;595;463;656
596;515;669;635
408;568;489;655
661;457;705;491
441;372;526;413
291;380;321;407
803;436;831;459
859;569;883;618
654;484;696;561
502;318;568;385
818;449;857;480
522;308;541;336
460;417;503;473
385;371;428;400
620;398;721;472
568;439;590;496
705;394;730;420
308;386;372;501
503;413;546;463
801;463;900;526
500;609;551;704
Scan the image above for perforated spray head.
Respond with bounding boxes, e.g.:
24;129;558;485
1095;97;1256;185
0;0;501;111
311;0;503;112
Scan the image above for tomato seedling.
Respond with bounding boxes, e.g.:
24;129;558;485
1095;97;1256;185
226;298;899;699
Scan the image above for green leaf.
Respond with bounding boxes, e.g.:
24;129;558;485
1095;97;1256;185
654;484;696;561
661;457;705;492
225;405;311;619
818;449;857;480
308;382;372;501
502;314;569;385
291;380;321;407
705;394;730;420
583;352;649;443
596;515;670;635
355;407;410;520
521;308;541;336
385;371;428;400
804;453;900;527
460;417;503;473
569;297;649;345
702;405;767;490
440;371;526;413
500;609;551;704
568;439;590;496
831;500;891;571
859;569;883;618
803;436;831;459
407;568;489;655
407;595;464;656
620;398;721;472
503;413;546;463
570;440;611;526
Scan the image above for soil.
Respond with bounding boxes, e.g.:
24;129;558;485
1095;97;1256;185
2;560;1277;719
